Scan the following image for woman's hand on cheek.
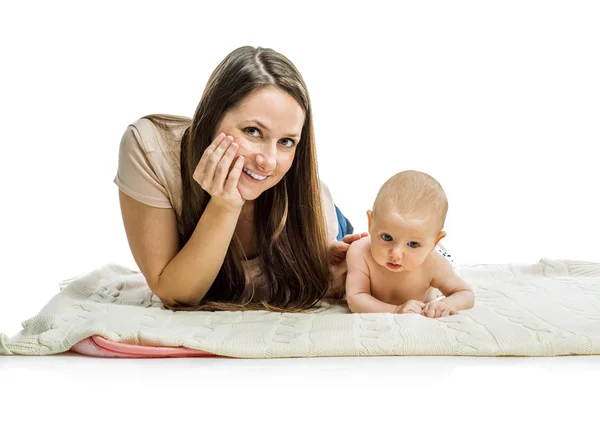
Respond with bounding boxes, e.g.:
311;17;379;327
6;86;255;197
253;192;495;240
193;133;246;210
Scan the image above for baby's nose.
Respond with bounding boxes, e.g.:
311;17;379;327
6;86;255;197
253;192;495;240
390;247;403;260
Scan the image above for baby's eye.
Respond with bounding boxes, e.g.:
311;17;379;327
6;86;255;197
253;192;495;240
381;234;393;242
408;241;420;248
244;127;261;137
279;138;295;148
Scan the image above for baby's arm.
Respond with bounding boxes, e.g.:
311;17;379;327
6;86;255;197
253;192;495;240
430;252;475;312
345;243;400;313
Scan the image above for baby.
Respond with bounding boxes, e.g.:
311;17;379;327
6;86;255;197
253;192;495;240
345;170;474;318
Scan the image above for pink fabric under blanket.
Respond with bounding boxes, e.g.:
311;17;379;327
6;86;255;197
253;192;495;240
71;335;217;358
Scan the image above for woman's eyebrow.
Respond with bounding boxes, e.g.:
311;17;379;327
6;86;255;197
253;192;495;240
244;119;300;138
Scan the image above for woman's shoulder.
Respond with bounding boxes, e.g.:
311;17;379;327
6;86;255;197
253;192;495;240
116;115;189;215
125;114;190;156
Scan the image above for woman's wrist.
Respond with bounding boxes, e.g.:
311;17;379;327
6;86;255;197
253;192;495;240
206;197;245;217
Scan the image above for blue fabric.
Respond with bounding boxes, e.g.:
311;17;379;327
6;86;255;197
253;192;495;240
335;205;354;241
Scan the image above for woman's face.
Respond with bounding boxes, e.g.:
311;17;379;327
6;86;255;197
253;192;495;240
215;86;305;201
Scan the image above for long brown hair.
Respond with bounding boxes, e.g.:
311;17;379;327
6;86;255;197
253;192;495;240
143;46;333;312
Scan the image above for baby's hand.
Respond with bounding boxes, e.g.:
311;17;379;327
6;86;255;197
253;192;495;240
423;300;458;318
394;300;425;314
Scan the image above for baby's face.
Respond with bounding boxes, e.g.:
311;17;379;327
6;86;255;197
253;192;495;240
368;210;441;273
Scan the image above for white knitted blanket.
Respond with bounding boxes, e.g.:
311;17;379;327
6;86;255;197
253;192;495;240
2;258;600;358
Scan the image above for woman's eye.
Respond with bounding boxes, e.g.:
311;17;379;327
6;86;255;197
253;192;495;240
381;234;393;242
244;127;261;137
279;138;295;148
408;241;420;248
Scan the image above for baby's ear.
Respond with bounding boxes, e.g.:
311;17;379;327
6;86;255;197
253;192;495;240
435;231;446;246
366;210;373;232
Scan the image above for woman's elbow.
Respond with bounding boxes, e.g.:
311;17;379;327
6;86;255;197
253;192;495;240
149;276;206;309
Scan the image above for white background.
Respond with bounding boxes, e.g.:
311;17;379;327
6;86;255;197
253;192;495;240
1;1;598;444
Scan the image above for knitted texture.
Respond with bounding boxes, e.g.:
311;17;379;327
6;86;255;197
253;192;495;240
2;258;600;358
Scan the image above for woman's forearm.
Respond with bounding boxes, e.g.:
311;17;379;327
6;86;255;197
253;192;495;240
155;200;241;306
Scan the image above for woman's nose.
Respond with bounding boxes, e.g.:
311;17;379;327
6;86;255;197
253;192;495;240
254;142;277;172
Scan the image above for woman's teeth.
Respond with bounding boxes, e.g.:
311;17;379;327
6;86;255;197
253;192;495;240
242;167;267;181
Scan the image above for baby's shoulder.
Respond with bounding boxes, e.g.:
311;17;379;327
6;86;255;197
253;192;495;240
423;248;454;278
346;236;373;267
347;236;371;255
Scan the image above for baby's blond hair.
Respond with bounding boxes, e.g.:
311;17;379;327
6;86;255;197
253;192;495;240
372;170;448;233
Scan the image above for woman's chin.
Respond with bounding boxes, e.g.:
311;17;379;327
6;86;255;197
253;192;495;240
237;185;261;202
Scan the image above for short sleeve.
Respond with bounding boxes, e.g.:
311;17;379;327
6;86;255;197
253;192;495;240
320;180;340;242
113;124;173;208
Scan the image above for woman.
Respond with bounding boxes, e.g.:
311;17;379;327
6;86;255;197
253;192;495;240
115;46;363;312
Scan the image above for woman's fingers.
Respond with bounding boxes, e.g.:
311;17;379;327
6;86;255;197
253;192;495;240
206;133;228;156
194;133;228;182
328;241;350;264
341;232;369;244
225;155;245;193
341;233;360;244
331;241;350;252
191;134;245;208
213;142;239;187
198;135;234;188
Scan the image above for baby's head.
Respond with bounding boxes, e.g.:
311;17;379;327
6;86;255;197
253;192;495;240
367;170;448;272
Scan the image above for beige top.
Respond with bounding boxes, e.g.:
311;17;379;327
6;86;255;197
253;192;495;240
114;117;340;299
